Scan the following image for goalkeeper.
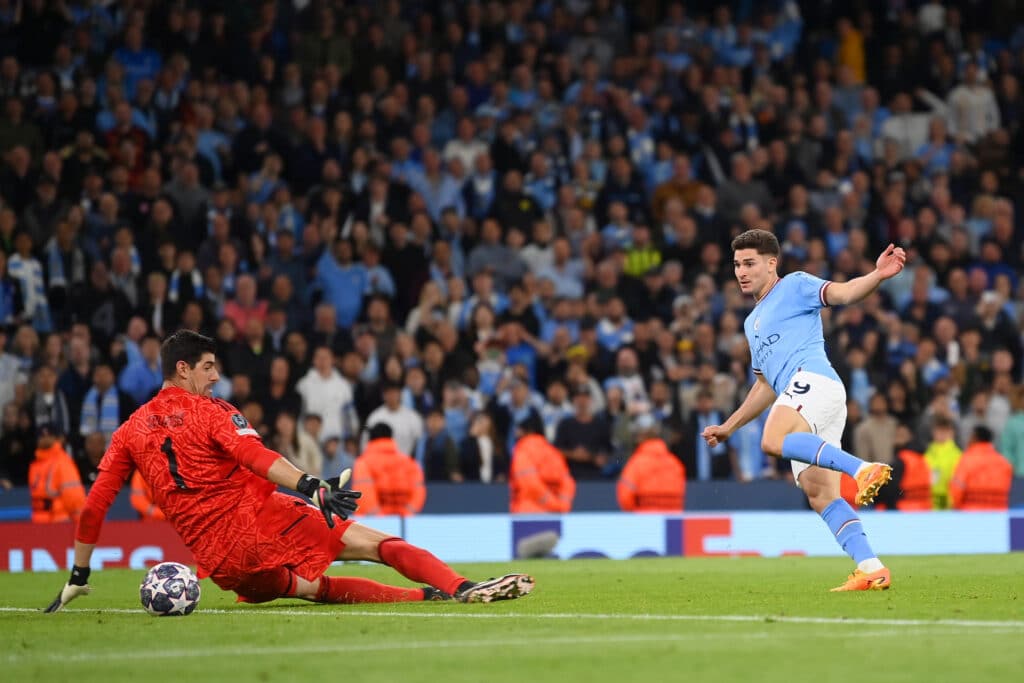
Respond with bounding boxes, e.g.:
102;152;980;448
47;331;533;612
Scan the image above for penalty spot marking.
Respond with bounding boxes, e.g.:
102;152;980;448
2;606;1023;630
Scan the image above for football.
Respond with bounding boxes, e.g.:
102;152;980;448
139;562;201;616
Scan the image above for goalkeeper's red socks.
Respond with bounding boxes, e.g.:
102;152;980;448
378;537;468;596
314;575;425;603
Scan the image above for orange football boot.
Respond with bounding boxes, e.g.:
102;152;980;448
830;567;892;592
854;463;892;505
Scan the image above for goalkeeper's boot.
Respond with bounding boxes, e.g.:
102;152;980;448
830;567;891;592
455;574;535;603
854;463;892;506
422;587;453;601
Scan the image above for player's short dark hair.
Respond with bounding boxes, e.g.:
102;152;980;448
731;229;780;256
161;330;217;379
972;425;994;443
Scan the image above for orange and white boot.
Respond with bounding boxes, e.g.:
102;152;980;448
830;567;892;592
854;463;892;506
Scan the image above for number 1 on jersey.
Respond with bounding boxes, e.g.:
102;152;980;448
161;437;189;489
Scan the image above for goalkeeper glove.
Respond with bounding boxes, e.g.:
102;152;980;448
44;565;92;613
297;469;360;528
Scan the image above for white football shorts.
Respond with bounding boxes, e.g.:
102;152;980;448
772;370;848;485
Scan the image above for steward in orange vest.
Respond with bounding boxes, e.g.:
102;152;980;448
29;422;86;523
510;416;576;513
950;426;1013;511
618;417;686;512
352;423;426;516
893;424;931;511
130;470;166;520
896;448;932;511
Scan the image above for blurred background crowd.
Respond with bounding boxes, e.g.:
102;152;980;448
1;0;1024;512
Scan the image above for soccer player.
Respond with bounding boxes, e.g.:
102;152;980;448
46;331;533;612
702;229;904;591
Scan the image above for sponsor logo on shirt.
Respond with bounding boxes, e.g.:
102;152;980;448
751;333;781;367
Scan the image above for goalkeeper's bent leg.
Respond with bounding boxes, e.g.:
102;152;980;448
234;567;428;603
378;537;469;596
312;576;427;603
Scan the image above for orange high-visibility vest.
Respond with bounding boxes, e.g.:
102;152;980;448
29;443;86;523
618;438;686;512
130;470;166;520
896;449;932;511
352;438;426;517
950;442;1013;511
510;434;576;513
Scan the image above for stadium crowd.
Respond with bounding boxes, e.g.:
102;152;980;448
1;0;1022;516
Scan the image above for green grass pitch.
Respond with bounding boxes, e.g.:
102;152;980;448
3;555;1023;683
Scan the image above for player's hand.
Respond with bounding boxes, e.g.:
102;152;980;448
44;565;91;613
875;243;906;280
701;424;731;448
298;470;361;528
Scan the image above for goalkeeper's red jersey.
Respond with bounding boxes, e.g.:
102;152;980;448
77;386;280;576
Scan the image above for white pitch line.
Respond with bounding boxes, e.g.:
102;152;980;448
2;606;1022;630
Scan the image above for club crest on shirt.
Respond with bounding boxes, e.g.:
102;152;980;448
231;414;249;429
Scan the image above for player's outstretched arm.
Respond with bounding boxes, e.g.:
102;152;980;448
702;374;776;447
44;554;93;613
824;243;906;306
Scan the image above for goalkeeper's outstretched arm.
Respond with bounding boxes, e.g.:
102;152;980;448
236;440;361;529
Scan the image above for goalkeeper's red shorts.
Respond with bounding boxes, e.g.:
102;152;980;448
208;492;352;601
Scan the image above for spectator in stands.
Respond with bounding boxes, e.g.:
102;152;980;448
79;362;133;448
924;415;963;510
31;364;70;440
315;238;366;329
554;384;612;480
950;426;1014;510
0;0;1022;522
365;379;425;457
998;386;1024;477
352;422;426;517
681;389;736;481
617;415;686;513
29;421;85;523
460;411;506;483
467;219;527;291
8;230;52;333
509;415;575;514
947;61;1000;144
853;393;899;478
494;375;543;456
418;409;461;482
295;346;357;444
716;153;772;224
271;409;323;478
117;334;162;405
0;402;33;489
259;355;302;428
222;274;267;335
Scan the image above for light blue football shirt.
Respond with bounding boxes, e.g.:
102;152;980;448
743;272;841;395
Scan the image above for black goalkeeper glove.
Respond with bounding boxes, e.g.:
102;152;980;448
297;469;361;528
44;565;91;613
